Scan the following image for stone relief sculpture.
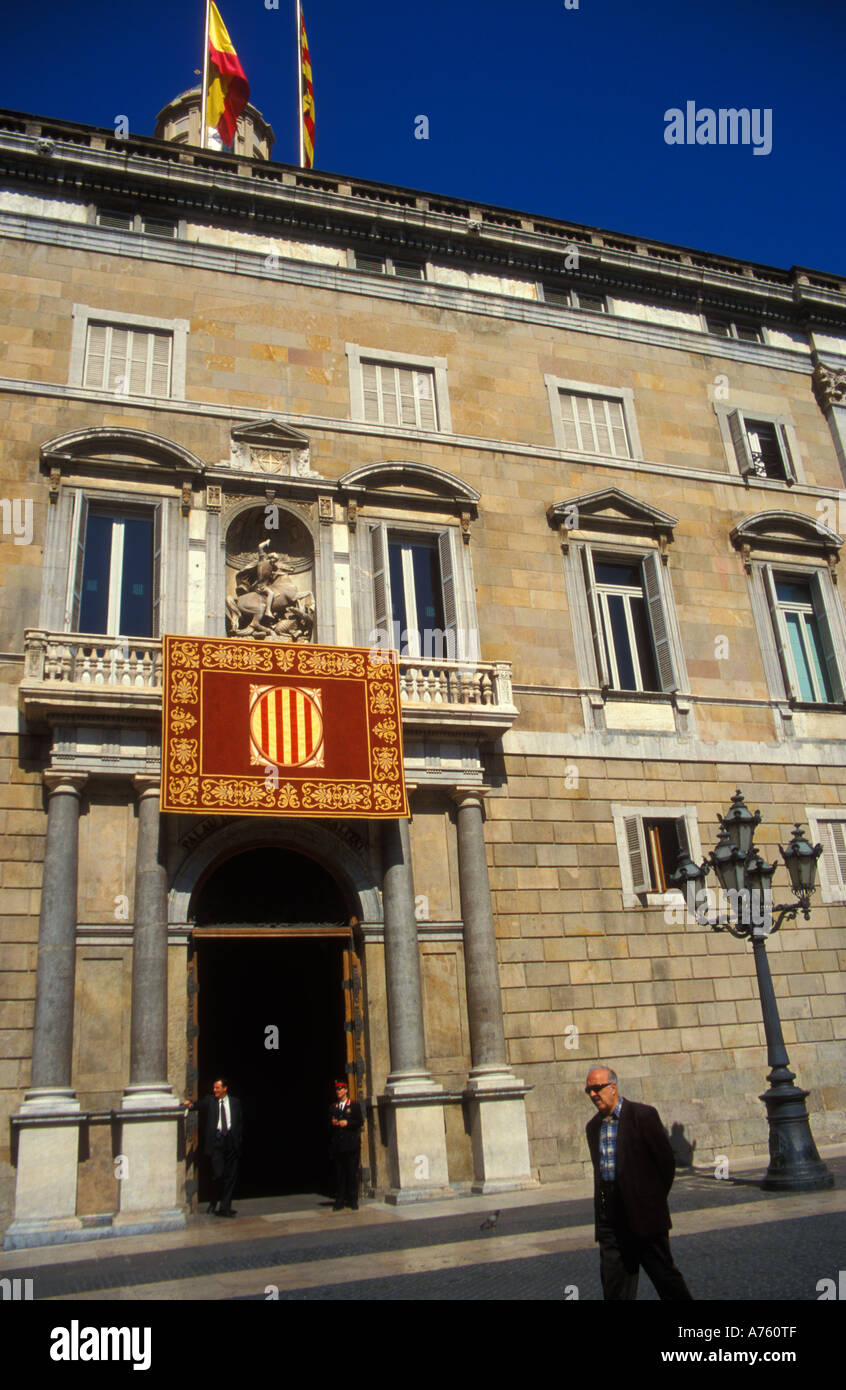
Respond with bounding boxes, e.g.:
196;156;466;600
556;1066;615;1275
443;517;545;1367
225;509;316;643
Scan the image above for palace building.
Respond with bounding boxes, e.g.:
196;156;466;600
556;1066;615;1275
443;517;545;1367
1;93;844;1245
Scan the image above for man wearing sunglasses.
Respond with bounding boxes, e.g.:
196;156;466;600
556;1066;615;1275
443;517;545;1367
585;1066;692;1300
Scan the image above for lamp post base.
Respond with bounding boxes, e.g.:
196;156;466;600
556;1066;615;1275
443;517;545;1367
759;1070;834;1193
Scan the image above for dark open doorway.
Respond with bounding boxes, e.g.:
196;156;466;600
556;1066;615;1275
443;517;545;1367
195;936;347;1198
189;846;355;1201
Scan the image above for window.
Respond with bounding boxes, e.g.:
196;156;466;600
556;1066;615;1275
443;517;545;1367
369;523;472;660
705;315;763;343
346;344;451;432
69;305;189;400
354;252;424;280
805;811;846;903
582;549;677;692
611;803;700;907
362;360;437;429
764;569;843;704
97;209;178;238
73;502;161;638
545;376;641;459
728;412;796;482
541;284;606;312
83;322;173;397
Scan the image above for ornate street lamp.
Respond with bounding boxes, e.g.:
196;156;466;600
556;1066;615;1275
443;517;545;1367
668;790;832;1193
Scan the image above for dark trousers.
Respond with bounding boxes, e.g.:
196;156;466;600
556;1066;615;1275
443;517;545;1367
332;1149;359;1208
597;1180;692;1301
211;1135;239;1213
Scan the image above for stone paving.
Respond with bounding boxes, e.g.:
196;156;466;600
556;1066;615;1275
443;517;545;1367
2;1150;844;1304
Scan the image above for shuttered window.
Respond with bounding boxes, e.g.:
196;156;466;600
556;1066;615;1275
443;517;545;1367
765;570;843;703
727;410;795;482
558;391;630;457
583;551;677;693
819;820;846;893
361;361;438;429
83;323;173;398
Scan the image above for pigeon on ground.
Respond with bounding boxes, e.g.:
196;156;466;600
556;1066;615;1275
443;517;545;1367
480;1209;501;1231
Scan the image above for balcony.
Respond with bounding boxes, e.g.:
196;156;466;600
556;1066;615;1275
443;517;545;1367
19;632;518;737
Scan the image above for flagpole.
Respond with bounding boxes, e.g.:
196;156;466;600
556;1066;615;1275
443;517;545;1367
200;0;211;151
296;0;304;168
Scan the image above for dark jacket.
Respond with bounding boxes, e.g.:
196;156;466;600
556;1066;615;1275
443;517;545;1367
586;1098;676;1239
194;1093;244;1157
329;1100;363;1154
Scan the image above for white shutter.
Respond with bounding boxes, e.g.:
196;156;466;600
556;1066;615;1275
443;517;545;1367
437;529;459;660
624;815;649;894
414;371;437;429
151;505;163;637
83;324;108;389
763;567;797;701
809;571;844;702
107;327;130;392
778;425;797;483
68;492;89;630
362;361;381;422
558;393;579;451
369;522;392;643
819;821;846;892
642;552;678;692
728;409;753;474
580;546;610;688
397;368;417;426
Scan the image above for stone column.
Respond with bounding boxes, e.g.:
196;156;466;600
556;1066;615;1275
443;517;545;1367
379;813;452;1202
812;358;846;484
453;789;535;1193
114;778;184;1232
7;772;87;1248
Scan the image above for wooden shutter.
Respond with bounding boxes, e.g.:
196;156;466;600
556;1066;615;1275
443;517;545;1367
437;529;459;659
762;567;797;701
580;546;610;688
623;815;649;894
369;522;392;642
728;409;753;474
809;570;844;702
642;552;678;692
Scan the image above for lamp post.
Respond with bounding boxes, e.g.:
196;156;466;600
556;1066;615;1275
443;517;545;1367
669;790;833;1193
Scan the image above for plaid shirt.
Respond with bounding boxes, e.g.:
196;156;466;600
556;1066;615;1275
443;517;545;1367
599;1098;624;1180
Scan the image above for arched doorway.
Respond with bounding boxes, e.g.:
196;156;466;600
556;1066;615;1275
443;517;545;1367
187;846;365;1203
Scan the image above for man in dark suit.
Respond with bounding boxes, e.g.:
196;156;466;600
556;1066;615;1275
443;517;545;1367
186;1076;243;1218
329;1079;363;1211
585;1066;692;1300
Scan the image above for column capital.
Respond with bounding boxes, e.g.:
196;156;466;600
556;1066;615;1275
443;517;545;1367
451;786;489;810
43;770;88;798
133;775;162;802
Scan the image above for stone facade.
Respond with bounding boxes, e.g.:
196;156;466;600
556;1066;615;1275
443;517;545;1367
0;103;845;1240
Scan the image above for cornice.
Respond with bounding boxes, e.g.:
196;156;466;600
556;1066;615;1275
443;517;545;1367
2;109;845;330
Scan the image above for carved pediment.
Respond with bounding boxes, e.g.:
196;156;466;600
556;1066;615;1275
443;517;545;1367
339;461;480;506
40;427;206;476
547;488;676;546
730;509;842;573
229;419;315;478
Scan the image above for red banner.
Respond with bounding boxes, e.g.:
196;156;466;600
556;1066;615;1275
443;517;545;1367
161;637;408;818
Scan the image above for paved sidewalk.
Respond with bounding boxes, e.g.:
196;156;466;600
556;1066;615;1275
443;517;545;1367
2;1147;844;1302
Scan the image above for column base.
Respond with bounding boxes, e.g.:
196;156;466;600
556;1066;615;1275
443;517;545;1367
10;1088;83;1232
117;1083;184;1217
464;1068;537;1191
380;1080;454;1199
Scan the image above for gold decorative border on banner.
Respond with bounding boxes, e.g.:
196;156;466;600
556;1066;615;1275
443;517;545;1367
161;636;408;819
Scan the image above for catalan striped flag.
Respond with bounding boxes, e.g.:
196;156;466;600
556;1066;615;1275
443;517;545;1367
299;4;315;168
206;2;250;146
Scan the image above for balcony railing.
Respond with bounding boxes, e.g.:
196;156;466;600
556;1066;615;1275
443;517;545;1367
20;632;517;735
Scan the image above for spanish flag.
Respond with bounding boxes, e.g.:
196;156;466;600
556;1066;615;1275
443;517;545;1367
207;2;250;146
299;5;315;168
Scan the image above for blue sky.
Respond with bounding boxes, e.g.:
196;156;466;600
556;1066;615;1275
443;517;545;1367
5;0;845;274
